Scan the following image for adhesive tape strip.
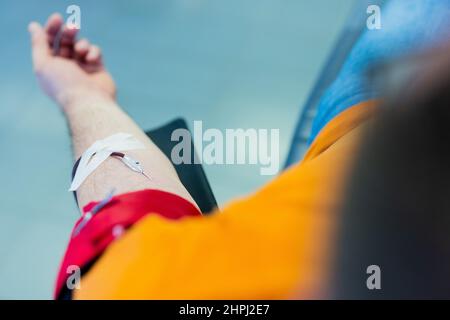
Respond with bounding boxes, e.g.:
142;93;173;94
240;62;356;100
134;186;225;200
69;133;145;191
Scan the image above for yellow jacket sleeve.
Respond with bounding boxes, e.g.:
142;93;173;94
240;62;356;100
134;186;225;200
74;101;376;299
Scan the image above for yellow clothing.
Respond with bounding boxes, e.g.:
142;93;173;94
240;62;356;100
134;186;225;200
75;101;376;299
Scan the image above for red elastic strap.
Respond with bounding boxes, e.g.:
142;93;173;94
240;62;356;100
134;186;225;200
54;189;201;299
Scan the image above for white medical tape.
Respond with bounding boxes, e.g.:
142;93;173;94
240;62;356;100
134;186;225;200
69;133;145;191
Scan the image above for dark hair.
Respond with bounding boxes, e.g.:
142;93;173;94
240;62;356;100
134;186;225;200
333;44;450;299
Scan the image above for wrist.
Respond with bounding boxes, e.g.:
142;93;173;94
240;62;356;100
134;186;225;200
58;88;115;112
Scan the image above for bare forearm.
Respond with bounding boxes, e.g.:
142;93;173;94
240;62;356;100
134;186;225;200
63;91;196;210
28;14;196;210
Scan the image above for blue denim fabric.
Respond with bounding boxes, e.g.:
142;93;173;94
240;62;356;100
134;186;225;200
308;0;450;144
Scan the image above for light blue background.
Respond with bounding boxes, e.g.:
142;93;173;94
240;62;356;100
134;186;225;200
0;0;353;299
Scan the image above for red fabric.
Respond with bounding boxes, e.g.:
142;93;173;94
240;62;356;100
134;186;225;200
54;189;202;299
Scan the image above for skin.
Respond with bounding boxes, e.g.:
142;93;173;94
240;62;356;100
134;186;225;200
28;13;198;211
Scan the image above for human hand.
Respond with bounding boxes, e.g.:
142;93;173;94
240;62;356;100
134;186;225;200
28;13;116;110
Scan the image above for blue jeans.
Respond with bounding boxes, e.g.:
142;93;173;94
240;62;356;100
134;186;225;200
308;0;450;144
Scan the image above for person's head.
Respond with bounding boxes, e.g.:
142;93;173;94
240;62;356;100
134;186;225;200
333;42;450;299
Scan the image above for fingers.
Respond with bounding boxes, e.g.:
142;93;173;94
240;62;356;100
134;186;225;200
59;26;79;58
74;39;103;71
86;45;102;65
45;13;63;46
74;38;90;60
60;26;78;46
28;22;50;70
45;13;79;58
29;13;104;71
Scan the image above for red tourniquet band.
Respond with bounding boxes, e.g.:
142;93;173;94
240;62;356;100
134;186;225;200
54;189;202;299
